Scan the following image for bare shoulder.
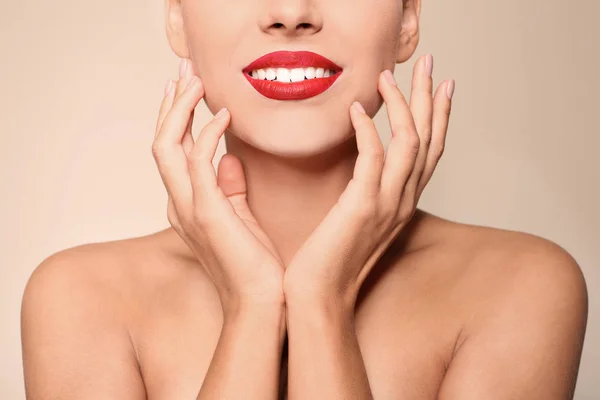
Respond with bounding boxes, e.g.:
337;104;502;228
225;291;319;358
427;215;589;398
397;210;587;300
448;220;588;317
426;215;589;330
23;229;208;314
20;229;205;399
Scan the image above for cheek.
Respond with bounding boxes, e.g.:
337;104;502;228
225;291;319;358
333;1;402;66
184;31;240;113
182;2;240;74
337;4;402;111
353;1;403;54
183;4;254;112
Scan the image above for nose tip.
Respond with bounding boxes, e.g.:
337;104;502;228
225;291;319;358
260;5;322;37
268;21;320;36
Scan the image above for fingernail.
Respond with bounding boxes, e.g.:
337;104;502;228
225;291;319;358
179;59;188;78
185;76;198;90
352;101;365;114
383;70;397;86
164;80;173;97
214;107;229;119
425;54;433;77
446;79;455;99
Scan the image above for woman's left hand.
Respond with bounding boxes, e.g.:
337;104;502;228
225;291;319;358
283;57;454;310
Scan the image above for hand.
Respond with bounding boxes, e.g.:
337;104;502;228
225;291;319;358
152;59;285;316
283;55;454;310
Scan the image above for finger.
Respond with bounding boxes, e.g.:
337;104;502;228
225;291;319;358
155;58;195;142
152;77;204;211
167;197;181;230
155;80;175;138
404;54;434;200
176;58;192;98
217;154;261;229
348;101;384;194
378;70;421;200
188;108;231;205
183;109;196;156
216;153;283;263
416;79;454;198
179;59;203;156
217;154;248;202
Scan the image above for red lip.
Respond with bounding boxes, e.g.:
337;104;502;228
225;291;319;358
243;50;342;72
242;50;343;100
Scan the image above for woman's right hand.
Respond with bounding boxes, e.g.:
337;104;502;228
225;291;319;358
152;58;285;316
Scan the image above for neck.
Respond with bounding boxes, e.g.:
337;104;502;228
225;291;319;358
160;133;432;266
224;133;359;265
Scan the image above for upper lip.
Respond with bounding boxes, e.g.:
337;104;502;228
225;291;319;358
242;50;342;73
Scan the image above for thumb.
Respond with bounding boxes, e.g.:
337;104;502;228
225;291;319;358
217;154;282;263
216;154;255;221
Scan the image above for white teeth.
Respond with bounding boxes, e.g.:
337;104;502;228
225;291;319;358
290;68;305;82
249;66;337;82
265;68;276;80
276;68;290;82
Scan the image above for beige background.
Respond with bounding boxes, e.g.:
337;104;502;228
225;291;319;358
1;0;598;398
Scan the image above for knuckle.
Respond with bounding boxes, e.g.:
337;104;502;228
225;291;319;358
432;143;445;159
151;141;164;160
423;131;433;148
406;131;421;155
397;200;416;221
368;147;385;165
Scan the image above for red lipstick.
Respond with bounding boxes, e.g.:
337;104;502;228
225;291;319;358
242;50;342;100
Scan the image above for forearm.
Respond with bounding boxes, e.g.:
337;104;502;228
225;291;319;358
285;296;374;400
197;303;286;400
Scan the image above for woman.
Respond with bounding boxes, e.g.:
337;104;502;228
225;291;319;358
21;0;588;398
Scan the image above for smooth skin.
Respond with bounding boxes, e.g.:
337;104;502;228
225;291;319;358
152;52;450;399
21;53;588;399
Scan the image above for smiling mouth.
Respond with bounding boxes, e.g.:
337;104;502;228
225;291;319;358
242;50;343;100
246;66;341;83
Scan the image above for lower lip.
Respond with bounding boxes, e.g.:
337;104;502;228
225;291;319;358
243;72;342;100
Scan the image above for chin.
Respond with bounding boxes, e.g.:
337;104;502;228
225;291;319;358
225;106;357;158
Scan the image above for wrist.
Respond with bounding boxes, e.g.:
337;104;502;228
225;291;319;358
222;296;286;324
284;288;355;321
285;293;356;342
283;276;357;316
219;301;287;361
